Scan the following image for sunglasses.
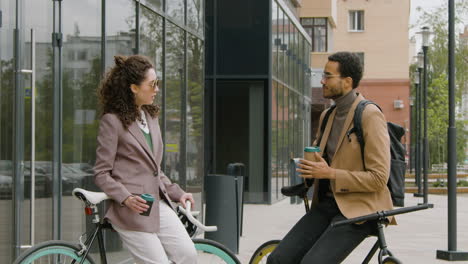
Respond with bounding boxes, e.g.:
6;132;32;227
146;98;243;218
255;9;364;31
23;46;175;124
150;79;161;89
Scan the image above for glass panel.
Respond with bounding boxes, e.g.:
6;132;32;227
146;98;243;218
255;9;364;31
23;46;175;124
314;26;326;52
272;0;278;79
61;0;99;238
281;87;289;191
165;23;185;183
62;0;130;261
166;0;185;25
106;0;136;65
349;11;355;30
285;17;291;86
357;11;363;30
314;18;326;25
0;1;14;261
23;0;54;248
300;18;313;26
277;84;284;189
187;0;203;34
271;81;278;201
278;7;285;84
187;35;204;211
140;5;164;86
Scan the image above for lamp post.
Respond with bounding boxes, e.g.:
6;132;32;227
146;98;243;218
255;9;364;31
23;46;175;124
409;95;415;175
436;0;468;260
414;52;424;197
420;26;430;205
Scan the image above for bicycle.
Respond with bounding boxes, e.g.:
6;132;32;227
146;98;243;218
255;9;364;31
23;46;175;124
14;188;241;264
249;183;430;264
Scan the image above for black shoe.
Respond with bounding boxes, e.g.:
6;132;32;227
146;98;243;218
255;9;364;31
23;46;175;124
281;182;311;198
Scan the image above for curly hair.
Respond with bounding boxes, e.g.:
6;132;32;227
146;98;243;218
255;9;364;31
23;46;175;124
98;55;160;129
328;52;363;89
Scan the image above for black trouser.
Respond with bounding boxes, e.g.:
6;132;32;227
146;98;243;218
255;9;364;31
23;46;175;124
267;198;376;264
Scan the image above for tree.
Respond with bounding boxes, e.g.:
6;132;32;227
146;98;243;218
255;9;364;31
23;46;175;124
412;0;468;168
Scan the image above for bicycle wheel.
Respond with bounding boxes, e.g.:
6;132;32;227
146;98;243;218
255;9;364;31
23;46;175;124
382;256;402;264
13;240;95;264
193;238;240;264
249;240;280;264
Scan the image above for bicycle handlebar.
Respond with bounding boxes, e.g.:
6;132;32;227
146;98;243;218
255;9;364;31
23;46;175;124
178;201;218;233
331;204;431;228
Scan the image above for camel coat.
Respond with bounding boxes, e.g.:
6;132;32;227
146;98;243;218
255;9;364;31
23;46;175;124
312;94;395;224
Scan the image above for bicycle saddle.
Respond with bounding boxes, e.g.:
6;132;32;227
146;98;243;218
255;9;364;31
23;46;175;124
281;182;310;197
72;188;110;205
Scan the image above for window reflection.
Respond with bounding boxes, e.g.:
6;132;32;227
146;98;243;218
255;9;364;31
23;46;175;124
166;0;185;25
187;0;203;34
140;5;164;107
187;35;203;209
165;23;185;184
106;0;136;64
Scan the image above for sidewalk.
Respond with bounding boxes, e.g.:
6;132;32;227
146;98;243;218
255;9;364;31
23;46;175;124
237;193;468;263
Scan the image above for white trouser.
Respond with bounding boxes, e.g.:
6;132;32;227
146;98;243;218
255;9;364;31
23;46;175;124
113;200;197;264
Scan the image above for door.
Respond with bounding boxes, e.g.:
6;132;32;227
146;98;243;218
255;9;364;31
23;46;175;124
3;0;56;260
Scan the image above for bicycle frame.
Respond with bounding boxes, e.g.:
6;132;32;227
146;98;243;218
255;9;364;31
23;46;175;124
73;192;109;264
75;221;109;264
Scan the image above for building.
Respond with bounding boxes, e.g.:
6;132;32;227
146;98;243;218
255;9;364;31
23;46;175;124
0;0;203;262
204;0;312;204
298;0;411;149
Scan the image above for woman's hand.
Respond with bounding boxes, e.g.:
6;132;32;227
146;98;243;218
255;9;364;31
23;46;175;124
297;152;336;180
179;193;195;209
123;195;150;214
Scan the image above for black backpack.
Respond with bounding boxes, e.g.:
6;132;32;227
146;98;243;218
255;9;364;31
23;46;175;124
319;100;406;207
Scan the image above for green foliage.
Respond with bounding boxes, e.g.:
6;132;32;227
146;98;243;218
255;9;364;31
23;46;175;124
412;0;468;167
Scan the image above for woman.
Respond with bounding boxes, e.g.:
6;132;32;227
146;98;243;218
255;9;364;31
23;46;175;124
94;55;197;264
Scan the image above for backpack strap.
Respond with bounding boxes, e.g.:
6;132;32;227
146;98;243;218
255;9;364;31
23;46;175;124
316;104;337;146
348;100;382;169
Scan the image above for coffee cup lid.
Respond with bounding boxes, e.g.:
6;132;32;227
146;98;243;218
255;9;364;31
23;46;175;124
141;193;155;202
304;146;320;152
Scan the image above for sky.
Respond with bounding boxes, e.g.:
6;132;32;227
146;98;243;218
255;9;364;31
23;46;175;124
409;0;467;48
409;0;442;39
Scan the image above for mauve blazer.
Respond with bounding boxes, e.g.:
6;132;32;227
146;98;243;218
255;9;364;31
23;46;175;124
312;94;395;224
94;112;185;233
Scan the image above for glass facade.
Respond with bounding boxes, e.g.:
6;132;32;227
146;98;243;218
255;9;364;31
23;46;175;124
205;0;311;204
0;0;204;262
271;0;312;203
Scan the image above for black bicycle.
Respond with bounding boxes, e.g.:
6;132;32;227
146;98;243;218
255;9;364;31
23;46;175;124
249;183;430;264
14;188;241;264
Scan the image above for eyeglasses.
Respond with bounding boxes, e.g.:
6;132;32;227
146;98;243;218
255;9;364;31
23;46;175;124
321;73;341;81
150;79;161;89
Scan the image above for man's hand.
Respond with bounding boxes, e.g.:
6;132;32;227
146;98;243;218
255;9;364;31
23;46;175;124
179;193;195;209
297;152;336;180
123;195;149;214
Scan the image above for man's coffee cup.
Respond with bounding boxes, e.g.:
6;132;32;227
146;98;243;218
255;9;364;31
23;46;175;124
304;146;321;162
140;193;155;216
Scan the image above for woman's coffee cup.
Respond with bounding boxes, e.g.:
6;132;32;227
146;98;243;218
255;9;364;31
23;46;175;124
140;193;155;216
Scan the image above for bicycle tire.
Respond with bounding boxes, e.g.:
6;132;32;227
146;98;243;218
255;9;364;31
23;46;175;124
249;239;280;264
382;256;402;264
13;240;95;264
193;238;240;264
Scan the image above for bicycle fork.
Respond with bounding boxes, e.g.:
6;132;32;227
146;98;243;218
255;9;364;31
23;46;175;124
362;222;394;264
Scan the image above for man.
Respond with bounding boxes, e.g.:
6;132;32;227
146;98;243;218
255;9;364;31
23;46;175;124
267;52;394;264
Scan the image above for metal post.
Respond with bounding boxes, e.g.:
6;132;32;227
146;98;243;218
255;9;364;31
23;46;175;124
422;46;429;204
409;98;414;174
436;0;468;260
414;68;423;197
